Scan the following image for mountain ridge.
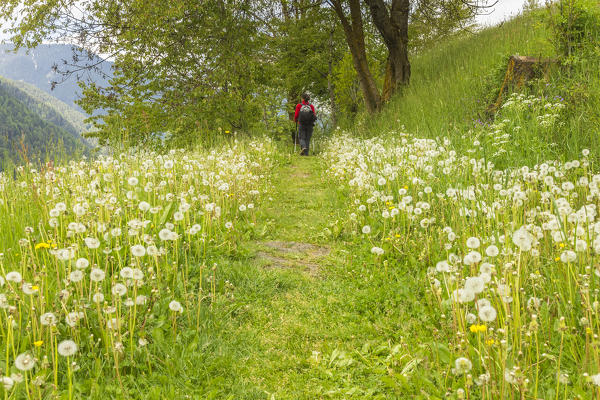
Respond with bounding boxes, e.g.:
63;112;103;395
0;43;112;112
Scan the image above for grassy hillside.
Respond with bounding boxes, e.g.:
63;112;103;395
353;8;599;165
2;6;600;400
364;11;552;133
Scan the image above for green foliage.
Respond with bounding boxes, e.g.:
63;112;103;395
7;0;280;147
273;5;345;106
472;92;572;168
548;0;600;57
2;6;600;398
0;0;491;148
408;0;477;52
338;12;554;143
333;52;365;117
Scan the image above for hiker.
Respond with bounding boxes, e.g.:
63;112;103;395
294;93;317;156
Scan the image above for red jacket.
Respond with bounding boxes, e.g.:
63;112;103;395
294;100;316;123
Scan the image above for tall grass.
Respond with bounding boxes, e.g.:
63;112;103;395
354;11;553;139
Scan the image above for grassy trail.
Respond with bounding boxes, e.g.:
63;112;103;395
162;154;426;399
258;154;341;243
210;155;426;399
238;154;354;397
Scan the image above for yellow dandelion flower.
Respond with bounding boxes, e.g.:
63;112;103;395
587;327;593;335
35;243;50;250
31;286;39;291
395;234;401;238
559;243;565;248
403;185;408;189
485;339;495;346
469;324;487;333
554;257;560;262
34;340;43;347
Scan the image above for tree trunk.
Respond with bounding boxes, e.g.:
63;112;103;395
382;43;410;101
330;0;381;113
365;0;410;101
352;52;381;113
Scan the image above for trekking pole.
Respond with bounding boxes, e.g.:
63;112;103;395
294;123;298;154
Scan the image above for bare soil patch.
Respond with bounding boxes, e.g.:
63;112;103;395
257;241;330;276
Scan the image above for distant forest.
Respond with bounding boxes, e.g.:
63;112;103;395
0;82;87;168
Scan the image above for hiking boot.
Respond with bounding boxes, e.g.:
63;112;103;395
300;148;308;156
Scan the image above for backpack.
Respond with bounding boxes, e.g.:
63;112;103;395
298;103;316;126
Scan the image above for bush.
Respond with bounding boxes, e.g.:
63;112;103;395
549;0;600;57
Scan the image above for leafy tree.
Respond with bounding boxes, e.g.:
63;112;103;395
1;0;278;145
327;0;491;113
0;0;493;141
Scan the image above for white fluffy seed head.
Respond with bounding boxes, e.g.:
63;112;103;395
14;353;35;371
169;300;183;313
479;305;497;322
57;340;78;357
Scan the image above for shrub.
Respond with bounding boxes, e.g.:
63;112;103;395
549;0;600;57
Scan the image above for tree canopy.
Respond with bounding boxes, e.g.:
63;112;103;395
0;0;487;145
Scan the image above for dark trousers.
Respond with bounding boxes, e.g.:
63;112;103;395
298;124;313;155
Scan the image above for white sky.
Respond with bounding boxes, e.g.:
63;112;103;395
0;0;527;43
476;0;528;26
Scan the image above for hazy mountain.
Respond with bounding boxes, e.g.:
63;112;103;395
0;44;113;112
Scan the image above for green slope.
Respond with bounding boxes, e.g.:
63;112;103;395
350;8;600;165
0;81;88;167
0;75;91;138
354;10;553;137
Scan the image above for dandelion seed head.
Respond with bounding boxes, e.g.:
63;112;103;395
169;300;183;313
75;258;89;269
112;283;127;297
454;357;472;374
90;268;106;282
14;353;35;371
479;305;497;322
131;244;146;257
5;271;22;283
40;312;58;326
466;237;480;249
